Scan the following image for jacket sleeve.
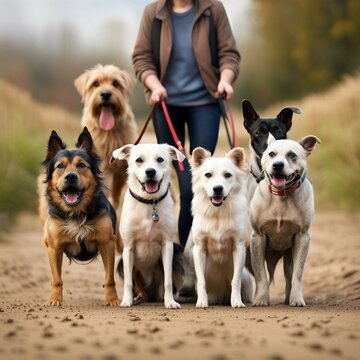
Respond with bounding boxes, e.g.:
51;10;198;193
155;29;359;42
132;4;158;85
213;2;241;80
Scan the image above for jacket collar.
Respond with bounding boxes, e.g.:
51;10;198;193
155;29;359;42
155;0;212;20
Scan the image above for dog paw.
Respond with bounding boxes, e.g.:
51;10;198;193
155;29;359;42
106;297;120;307
253;295;269;307
289;296;306;307
165;299;181;309
46;298;62;307
196;296;209;308
120;293;133;307
231;299;245;308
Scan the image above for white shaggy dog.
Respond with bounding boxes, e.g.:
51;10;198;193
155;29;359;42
111;143;185;309
185;147;254;308
249;135;321;306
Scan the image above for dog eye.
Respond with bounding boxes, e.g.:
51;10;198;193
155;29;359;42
56;163;65;169
77;162;87;169
93;81;100;87
156;157;164;163
113;80;121;88
135;157;143;164
287;152;297;160
255;130;262;137
268;151;276;158
224;172;232;179
204;172;212;178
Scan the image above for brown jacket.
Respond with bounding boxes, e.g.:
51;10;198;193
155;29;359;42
132;0;240;102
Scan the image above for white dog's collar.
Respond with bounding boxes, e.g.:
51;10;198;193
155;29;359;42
266;172;307;197
128;185;170;222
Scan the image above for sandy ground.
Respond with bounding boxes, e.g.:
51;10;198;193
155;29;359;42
0;212;360;360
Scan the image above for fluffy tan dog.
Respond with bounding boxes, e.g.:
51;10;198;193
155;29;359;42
74;64;137;209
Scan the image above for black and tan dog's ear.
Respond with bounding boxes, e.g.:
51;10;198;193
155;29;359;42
74;70;90;102
242;99;260;133
191;147;211;168
44;130;66;162
76;127;94;152
298;135;321;156
227;147;248;171
277;106;303;132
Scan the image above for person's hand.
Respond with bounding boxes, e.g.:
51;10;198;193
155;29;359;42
216;80;233;100
150;86;168;105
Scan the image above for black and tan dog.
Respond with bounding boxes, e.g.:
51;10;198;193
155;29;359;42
38;127;121;306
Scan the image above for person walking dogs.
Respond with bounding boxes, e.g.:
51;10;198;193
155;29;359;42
132;0;240;246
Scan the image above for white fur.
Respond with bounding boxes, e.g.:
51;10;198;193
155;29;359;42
112;143;185;309
249;135;320;306
185;147;254;308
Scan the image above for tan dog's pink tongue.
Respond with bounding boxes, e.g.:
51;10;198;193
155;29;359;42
99;107;115;131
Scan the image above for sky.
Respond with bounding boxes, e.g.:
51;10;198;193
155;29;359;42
0;0;253;55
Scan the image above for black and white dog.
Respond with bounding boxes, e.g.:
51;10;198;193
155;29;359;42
242;100;303;202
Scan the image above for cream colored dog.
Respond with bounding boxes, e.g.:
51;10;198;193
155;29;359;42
111;143;185;309
74;64;137;209
185;147;254;308
249;135;321;306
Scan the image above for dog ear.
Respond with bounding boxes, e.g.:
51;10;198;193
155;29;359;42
276;106;303;131
44;130;66;162
168;146;186;162
242;99;259;133
226;147;248;170
76;127;94;152
298;135;321;156
117;70;136;98
191;147;211;167
267;133;276;146
74;70;90;102
110;144;134;164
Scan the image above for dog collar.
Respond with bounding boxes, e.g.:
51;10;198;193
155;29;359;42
128;185;170;222
267;172;307;197
250;166;265;183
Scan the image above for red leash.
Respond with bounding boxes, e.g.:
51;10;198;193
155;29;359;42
160;100;185;171
224;98;239;148
133;99;185;171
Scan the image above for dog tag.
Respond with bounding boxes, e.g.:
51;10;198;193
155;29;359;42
152;213;160;222
152;204;160;222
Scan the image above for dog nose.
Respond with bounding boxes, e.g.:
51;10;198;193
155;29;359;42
101;91;112;101
64;172;78;184
272;162;284;171
213;185;223;195
145;168;156;178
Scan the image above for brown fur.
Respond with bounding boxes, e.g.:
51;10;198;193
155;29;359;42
74;64;138;209
38;128;121;306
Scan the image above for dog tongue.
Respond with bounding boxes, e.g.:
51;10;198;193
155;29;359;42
145;182;159;194
272;175;287;187
65;190;79;204
99;106;115;131
211;197;224;205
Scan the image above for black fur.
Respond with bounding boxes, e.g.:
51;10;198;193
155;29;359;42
242;99;302;158
42;127;117;263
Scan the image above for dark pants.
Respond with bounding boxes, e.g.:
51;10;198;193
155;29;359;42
153;102;221;246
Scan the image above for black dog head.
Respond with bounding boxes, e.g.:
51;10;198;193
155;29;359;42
242;99;302;158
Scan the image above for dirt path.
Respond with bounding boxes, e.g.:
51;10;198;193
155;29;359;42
0;212;359;360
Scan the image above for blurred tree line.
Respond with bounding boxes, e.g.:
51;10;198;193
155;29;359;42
235;0;360;107
0;0;359;114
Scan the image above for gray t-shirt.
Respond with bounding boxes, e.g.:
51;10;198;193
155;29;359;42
163;6;213;106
